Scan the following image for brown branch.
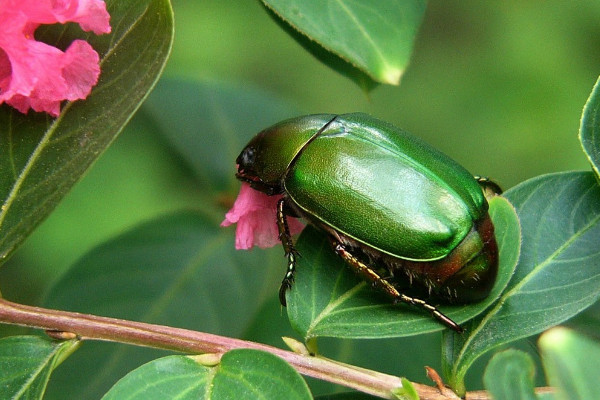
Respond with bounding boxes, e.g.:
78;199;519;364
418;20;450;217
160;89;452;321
0;298;551;400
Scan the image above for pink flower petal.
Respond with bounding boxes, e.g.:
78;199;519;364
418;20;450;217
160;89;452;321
64;0;112;34
61;40;101;99
9;0;111;34
222;182;305;250
0;0;110;116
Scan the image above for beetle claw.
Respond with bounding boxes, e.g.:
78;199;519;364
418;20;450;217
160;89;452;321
279;277;293;306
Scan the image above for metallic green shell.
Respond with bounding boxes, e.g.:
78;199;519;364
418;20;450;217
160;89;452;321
283;113;487;261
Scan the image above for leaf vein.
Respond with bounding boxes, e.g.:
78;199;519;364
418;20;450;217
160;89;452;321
333;0;392;70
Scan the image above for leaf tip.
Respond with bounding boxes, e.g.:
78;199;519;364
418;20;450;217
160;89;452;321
538;326;570;351
381;67;404;85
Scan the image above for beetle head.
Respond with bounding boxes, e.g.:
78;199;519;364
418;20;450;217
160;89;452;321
236;143;276;194
235;114;338;195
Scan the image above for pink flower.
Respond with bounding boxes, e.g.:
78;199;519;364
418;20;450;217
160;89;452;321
0;0;111;116
222;182;305;250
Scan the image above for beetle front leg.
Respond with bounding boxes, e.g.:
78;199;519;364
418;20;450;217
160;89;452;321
330;239;463;333
277;198;299;306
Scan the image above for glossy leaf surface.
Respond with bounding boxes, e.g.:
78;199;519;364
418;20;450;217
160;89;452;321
102;350;312;400
0;0;173;265
287;196;519;339
443;171;600;392
261;0;426;85
580;76;600;178
0;336;78;400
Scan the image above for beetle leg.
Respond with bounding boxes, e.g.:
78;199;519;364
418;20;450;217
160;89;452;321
330;239;463;333
277;198;299;306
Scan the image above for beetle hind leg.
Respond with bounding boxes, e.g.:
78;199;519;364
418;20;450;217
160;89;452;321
277;198;300;306
330;239;463;333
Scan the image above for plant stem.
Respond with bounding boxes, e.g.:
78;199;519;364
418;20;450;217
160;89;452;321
0;298;551;400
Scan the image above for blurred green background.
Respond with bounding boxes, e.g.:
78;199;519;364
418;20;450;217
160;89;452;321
1;0;599;393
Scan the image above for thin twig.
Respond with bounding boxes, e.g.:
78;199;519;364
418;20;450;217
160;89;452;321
0;298;551;400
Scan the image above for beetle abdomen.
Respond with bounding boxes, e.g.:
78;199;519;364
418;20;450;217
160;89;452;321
399;213;498;302
312;210;498;303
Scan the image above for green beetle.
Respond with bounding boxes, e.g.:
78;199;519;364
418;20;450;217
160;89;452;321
235;113;499;332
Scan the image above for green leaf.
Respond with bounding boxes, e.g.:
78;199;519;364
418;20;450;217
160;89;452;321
0;335;79;399
579;76;600;179
262;9;378;92
483;349;537;400
539;327;600;400
101;355;211;400
315;394;377;400
260;0;426;85
287;196;519;339
143;79;300;194
211;349;312;400
443;171;600;393
102;350;312;400
41;212;282;399
392;378;419;400
0;0;173;265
